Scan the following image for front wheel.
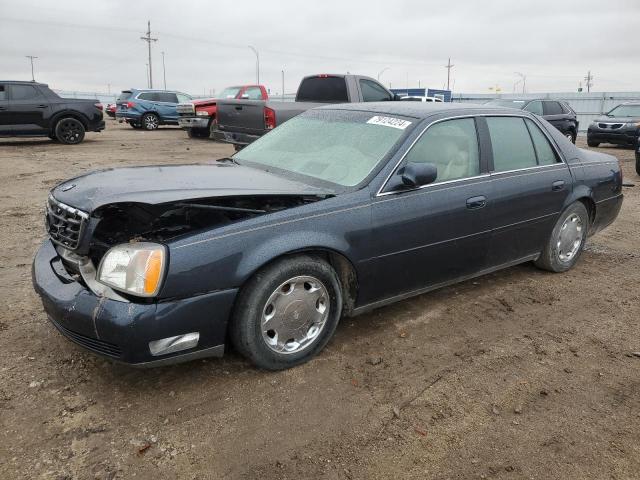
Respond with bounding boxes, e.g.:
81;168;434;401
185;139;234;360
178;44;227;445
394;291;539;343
141;113;159;131
230;255;343;370
587;138;600;148
534;202;589;273
54;118;85;144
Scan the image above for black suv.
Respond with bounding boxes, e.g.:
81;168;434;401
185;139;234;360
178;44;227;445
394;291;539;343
0;81;105;144
485;98;579;143
587;102;640;149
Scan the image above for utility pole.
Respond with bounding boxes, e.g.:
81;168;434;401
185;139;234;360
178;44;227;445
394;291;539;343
248;45;259;84
161;51;167;90
140;21;157;88
26;55;38;81
145;64;149;88
444;58;454;90
515;72;526;94
584;71;594;92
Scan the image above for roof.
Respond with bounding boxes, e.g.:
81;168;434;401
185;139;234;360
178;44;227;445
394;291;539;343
0;80;48;86
316;101;511;119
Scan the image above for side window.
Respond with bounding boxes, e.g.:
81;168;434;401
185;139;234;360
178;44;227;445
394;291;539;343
138;92;154;101
360;79;392;102
543;101;563;115
525;119;558;166
403;118;480;183
0;85;6;101
157;92;178;103
10;84;41;100
486;117;537;172
523;100;543;115
176;93;191;103
244;87;263;100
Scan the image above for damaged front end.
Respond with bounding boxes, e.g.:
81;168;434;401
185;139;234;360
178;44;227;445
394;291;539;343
47;193;329;302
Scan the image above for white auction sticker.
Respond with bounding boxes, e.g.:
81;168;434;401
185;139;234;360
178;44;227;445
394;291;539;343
366;116;412;130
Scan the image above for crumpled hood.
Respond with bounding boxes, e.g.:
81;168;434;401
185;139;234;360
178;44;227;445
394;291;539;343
51;163;330;213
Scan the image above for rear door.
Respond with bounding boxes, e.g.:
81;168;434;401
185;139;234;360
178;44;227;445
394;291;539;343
0;84;10;135
484;115;572;266
154;92;179;122
368;116;492;303
7;84;49;134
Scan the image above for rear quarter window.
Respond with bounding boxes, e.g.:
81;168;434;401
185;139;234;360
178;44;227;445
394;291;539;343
137;92;155;101
543;101;564;115
486;117;538;172
296;77;348;102
117;91;132;102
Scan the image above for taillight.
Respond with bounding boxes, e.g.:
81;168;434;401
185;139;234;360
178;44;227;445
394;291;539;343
126;101;136;109
94;102;103;110
264;107;276;130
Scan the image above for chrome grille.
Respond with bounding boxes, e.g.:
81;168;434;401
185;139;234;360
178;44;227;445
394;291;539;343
46;195;88;250
598;122;624;130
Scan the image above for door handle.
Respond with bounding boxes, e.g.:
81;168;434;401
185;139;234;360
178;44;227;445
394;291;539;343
552;180;565;191
36;104;47;108
0;106;5;110
234;106;243;110
466;195;487;210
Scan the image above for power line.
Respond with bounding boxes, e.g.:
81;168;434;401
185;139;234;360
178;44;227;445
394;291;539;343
140;21;157;88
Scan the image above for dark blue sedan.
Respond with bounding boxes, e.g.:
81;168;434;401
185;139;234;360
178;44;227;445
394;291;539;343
33;102;623;369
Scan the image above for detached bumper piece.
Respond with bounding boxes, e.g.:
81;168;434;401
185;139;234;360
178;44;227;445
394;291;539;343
32;240;237;367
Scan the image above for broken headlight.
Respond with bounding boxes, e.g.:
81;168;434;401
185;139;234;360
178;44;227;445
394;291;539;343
97;243;167;297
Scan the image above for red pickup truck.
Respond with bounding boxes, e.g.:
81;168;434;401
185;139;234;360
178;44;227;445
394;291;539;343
177;85;268;138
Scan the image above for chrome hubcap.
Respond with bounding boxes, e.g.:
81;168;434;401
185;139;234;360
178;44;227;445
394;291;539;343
261;276;330;354
557;213;583;262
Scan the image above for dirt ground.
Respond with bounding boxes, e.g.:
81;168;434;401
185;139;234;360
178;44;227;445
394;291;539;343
0;120;639;480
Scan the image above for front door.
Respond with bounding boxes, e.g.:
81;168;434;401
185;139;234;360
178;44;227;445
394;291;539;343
483;115;572;266
367;117;492;304
8;83;49;135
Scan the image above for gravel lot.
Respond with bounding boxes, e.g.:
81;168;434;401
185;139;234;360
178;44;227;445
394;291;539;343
0;121;639;480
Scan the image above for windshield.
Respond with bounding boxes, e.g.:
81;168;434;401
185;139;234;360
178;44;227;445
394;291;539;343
485;99;527;109
117;91;132;102
233;109;413;187
217;87;242;99
606;104;640;117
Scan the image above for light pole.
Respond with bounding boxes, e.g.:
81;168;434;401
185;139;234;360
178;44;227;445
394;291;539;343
248;45;259;84
514;72;526;94
377;67;390;81
26;56;38;81
281;69;285;101
161;51;167;90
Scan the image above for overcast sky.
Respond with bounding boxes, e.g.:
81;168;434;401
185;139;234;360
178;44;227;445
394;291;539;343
1;0;638;97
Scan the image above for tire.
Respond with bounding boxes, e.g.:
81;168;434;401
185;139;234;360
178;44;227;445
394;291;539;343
141;113;159;131
534;202;589;273
230;255;343;370
587;138;600;148
635;152;640;176
54;117;85;144
565;130;576;144
130;123;142;129
187;128;209;139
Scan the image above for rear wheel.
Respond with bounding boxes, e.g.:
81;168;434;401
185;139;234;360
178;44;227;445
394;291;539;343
141;113;159;131
565;130;576;144
54;118;85;144
534;202;589;273
230;255;343;370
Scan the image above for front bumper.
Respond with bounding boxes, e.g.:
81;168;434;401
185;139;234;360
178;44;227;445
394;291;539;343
587;127;638;147
178;117;210;129
32;240;237;366
211;128;261;146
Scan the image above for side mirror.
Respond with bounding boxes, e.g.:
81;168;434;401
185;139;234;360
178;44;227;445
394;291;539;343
401;162;438;188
